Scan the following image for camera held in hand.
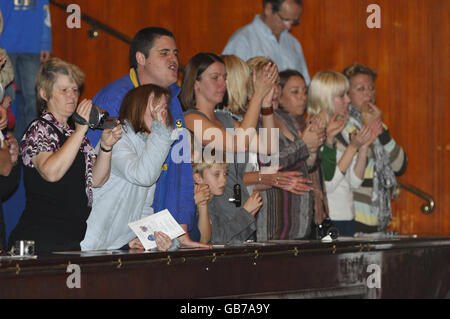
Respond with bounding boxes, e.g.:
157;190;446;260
315;218;339;240
228;184;242;207
72;104;118;130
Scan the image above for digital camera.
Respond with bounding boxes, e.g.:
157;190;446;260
229;184;242;207
72;104;118;130
315;218;339;240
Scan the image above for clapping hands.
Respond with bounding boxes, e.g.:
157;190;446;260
361;102;383;144
349;126;372;149
302;113;326;153
325;112;348;146
243;191;263;216
194;183;212;207
260;166;313;195
349;118;382;149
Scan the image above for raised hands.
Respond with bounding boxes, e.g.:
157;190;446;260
350;102;383;149
150;94;169;126
364;117;383;146
326;112;348;146
361;102;382;126
302;118;326;153
74;99;93;133
76;99;122;147
194;183;212;207
349;125;372;149
253;62;279;107
100;121;122;150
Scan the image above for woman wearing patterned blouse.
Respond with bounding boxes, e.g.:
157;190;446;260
8;58;122;254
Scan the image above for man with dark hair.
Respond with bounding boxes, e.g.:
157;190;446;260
128;27;175;70
223;0;309;84
88;27;178;146
87;27;206;249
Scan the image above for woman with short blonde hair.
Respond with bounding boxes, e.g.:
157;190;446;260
9;58;122;253
36;57;85;112
307;70;349;121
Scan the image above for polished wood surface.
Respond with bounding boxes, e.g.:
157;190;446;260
49;0;449;236
1;238;449;299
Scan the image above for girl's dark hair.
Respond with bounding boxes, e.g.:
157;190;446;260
278;69;305;90
180;52;225;110
119;84;172;134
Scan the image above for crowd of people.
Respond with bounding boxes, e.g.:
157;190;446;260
0;0;407;254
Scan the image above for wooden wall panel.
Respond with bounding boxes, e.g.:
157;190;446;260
49;0;449;236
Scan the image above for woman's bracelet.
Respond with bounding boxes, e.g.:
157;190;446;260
261;106;274;116
100;143;112;153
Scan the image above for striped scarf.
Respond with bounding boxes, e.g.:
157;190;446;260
348;105;397;230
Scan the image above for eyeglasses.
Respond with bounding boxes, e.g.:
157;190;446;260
352;85;375;94
276;12;300;26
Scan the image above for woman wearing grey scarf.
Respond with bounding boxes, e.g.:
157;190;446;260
342;63;407;232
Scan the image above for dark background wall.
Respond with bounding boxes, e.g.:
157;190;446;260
48;0;449;236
